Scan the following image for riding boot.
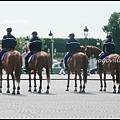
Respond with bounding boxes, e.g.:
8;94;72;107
98;62;102;70
23;63;29;73
64;63;68;71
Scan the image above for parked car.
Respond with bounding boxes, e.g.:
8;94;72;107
52;62;61;74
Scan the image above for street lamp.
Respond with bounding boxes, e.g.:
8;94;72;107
84;26;89;46
48;31;54;74
25;36;29;43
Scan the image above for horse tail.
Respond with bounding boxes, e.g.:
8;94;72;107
116;63;120;84
45;55;51;84
82;55;88;84
15;52;22;83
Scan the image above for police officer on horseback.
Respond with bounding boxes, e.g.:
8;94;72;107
64;33;80;70
98;34;116;70
24;31;42;73
0;27;17;68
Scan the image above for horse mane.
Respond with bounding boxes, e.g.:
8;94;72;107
86;45;102;59
87;45;102;52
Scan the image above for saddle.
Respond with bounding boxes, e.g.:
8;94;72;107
1;49;14;61
28;51;40;63
67;51;78;63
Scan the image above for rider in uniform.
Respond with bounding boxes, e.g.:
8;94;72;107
64;33;80;70
0;27;17;68
98;34;116;70
24;31;42;73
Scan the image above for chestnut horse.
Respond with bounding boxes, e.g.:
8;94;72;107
85;46;120;93
0;50;22;94
25;43;51;93
66;52;88;93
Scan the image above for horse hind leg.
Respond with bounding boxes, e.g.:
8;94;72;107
66;69;70;91
118;85;120;93
28;71;32;92
38;75;42;94
74;71;77;92
7;74;10;93
11;72;16;95
99;72;103;91
78;73;82;93
33;71;37;92
112;74;116;93
0;69;2;93
103;71;107;91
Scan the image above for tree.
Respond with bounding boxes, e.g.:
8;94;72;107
102;12;120;54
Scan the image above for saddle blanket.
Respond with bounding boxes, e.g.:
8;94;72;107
102;56;109;61
1;53;6;61
67;56;71;63
28;55;34;63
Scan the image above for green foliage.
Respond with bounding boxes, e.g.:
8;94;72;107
41;38;102;58
0;36;103;58
102;12;120;54
15;37;26;54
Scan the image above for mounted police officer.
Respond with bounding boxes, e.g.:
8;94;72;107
98;34;116;70
64;33;80;70
24;31;42;73
0;27;17;68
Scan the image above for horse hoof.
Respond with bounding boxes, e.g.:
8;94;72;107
113;91;116;93
46;91;49;94
17;91;20;94
99;89;102;91
38;91;41;94
66;89;69;91
0;90;2;93
7;90;10;93
104;89;106;91
34;89;37;92
118;91;120;93
79;91;82;93
82;90;85;93
12;92;15;95
74;89;77;92
28;90;31;92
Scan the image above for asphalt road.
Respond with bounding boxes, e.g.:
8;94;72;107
0;74;120;119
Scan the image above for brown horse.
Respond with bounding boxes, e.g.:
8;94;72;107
85;46;120;93
66;52;88;93
25;43;51;93
0;49;22;94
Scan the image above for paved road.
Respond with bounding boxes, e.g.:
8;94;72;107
0;74;120;119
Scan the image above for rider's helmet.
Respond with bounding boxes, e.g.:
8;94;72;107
6;27;12;32
68;33;75;38
106;34;112;39
31;31;37;35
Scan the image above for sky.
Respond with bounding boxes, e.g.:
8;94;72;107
0;1;120;40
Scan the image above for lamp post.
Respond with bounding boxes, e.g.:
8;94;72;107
48;31;54;74
83;26;89;46
25;36;29;43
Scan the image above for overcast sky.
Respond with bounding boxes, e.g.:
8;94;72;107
0;1;120;40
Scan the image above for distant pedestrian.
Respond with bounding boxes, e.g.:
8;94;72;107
59;59;66;75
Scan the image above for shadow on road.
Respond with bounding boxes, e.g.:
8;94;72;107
70;91;96;95
2;93;27;97
30;92;57;95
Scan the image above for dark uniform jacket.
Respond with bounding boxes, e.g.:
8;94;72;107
103;40;116;54
29;37;42;52
66;38;80;53
2;33;16;50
